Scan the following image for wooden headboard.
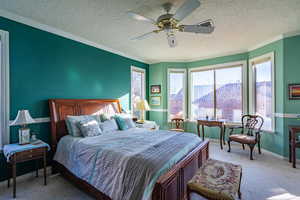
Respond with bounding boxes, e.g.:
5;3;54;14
49;99;122;152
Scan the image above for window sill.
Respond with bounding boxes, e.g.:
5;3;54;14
261;129;276;134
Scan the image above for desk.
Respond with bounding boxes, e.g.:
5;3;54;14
197;119;226;149
288;125;300;168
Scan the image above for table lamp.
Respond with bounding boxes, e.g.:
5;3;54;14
11;110;35;145
136;99;150;123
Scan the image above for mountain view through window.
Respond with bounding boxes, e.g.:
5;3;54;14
190;66;243;122
168;70;185;119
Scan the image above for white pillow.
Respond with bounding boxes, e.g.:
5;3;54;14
99;119;119;133
66;115;100;137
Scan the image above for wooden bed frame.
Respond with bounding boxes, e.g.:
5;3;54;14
49;99;209;200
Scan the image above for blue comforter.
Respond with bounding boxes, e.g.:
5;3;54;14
54;128;201;200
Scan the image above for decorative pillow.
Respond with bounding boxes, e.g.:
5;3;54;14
114;116;129;130
99;114;109;122
115;113;136;129
78;119;102;137
124;118;136;128
66;115;100;137
99;119;119;133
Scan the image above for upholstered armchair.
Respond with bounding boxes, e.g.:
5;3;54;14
227;115;264;160
170;118;185;132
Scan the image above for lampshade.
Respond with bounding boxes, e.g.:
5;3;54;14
136;99;150;111
11;110;35;126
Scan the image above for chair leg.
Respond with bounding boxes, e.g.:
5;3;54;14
242;144;245;150
238;171;242;199
187;187;191;200
258;140;261;154
227;139;231;152
249;144;255;160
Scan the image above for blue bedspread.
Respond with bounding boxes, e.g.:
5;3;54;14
54;128;201;200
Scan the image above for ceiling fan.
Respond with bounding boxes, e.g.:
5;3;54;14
127;0;215;48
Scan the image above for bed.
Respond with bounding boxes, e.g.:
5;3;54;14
49;99;209;200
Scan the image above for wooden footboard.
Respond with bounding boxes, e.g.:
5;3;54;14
152;140;209;200
52;140;209;200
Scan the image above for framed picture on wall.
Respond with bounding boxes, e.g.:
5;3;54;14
150;96;161;106
151;85;161;94
288;84;300;100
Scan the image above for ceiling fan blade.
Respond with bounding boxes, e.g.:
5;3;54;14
131;31;157;41
127;11;156;25
167;33;177;48
173;0;200;21
180;20;215;33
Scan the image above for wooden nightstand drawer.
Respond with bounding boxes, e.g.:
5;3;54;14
14;147;45;162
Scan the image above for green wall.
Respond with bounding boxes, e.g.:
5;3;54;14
248;40;285;156
0;17;148;181
149;36;300;159
282;36;300;157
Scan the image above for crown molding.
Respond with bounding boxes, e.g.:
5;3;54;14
248;30;300;51
283;30;300;38
148;49;248;64
185;49;248;63
0;9;148;64
247;35;284;51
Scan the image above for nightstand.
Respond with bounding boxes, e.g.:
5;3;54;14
3;141;50;198
136;120;159;130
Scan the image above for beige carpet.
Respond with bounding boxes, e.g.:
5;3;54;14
0;142;299;200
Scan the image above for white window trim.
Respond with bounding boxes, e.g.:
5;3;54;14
0;30;10;149
249;52;275;132
188;60;248;122
130;66;146;117
167;68;187;122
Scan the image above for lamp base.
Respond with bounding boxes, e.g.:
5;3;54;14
19;127;31;145
136;120;145;124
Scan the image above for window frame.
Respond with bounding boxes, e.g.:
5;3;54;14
0;30;10;149
188;60;247;122
249;52;275;132
167;68;187;122
130;66;146;118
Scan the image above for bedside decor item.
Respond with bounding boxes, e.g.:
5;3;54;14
135;120;159;130
151;85;161;94
136;99;150;123
31;133;38;142
10;110;35;145
150;96;161;106
288;84;300;100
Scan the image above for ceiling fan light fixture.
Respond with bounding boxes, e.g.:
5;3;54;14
167;32;177;48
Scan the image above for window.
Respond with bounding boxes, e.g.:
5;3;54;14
189;61;247;122
0;30;9;148
168;69;187;120
249;52;275;132
131;66;146;118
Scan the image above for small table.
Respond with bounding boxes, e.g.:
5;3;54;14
288;125;300;168
197;119;226;149
3;141;50;198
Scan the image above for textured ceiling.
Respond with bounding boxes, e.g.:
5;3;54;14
1;0;300;63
